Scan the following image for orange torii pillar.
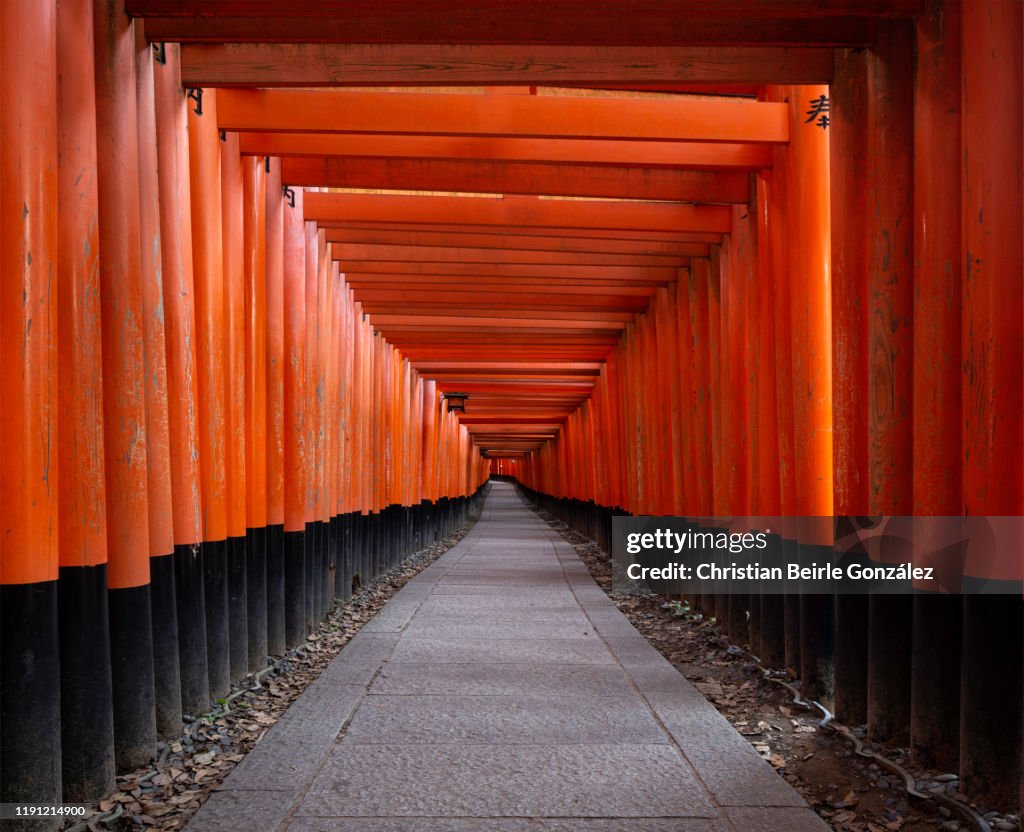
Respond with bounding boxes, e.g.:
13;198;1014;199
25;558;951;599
282;186;305;651
959;0;1023;807
329;267;346;599
0;0;58;816
830;46;871;727
153;44;208;721
764;144;799;670
282;186;307;650
304;216;322;629
864;25;915;746
686;261;714;617
188;87;230;703
338;280;357;599
778;83;834;704
94;0;157;770
909;0;963;772
753;174;784;669
264;157;285;664
54;0;116;802
316;232;333;616
135;29;180;739
244;154;269;664
221;134;248;683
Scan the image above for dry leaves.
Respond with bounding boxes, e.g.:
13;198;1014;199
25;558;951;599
62;519;478;832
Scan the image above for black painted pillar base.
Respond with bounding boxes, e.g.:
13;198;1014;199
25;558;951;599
58;565;116;801
173;543;208;717
331;515;344;600
245;527;267;671
264;525;284;657
834;594;869;725
336;515;352;602
782;537;801;674
149;554;182;738
727;591;749;645
226;535;248;683
109;583;157;772
960;594;1022;809
1;580;62;830
284;528;306;649
758;534;786;668
319;520;332;616
910;592;961;770
304;520;317;634
867;594;913;744
202;539;230;701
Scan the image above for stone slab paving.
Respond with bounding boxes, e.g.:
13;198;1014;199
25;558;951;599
185;482;827;832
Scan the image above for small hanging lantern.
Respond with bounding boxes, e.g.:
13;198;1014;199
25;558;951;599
443;391;470;413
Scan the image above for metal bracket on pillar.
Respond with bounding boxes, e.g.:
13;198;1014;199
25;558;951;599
219;130;226;142
153;43;166;64
186;87;203;116
283;186;296;208
265;156;271;174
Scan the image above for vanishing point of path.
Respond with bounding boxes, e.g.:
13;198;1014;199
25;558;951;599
185;482;827;832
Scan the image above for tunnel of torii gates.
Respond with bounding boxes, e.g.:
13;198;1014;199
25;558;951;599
0;0;1022;823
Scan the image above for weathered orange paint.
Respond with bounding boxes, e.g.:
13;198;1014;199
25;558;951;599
95;0;151;588
243;155;268;531
136;33;175;560
154;45;203;547
221;133;247;539
188;87;228;544
304;217;321;522
1;0;59;585
962;0;1023;519
266;158;286;528
830;50;871;518
57;0;106;570
282;186;306;532
217;88;788;144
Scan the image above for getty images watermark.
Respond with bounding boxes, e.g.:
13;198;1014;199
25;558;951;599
612;516;1024;595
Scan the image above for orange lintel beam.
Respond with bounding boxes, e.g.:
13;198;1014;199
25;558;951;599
349;282;658;298
217;89;788;144
462;417;569;425
240;133;773;171
363;308;635;323
181;43;833;87
427;371;600;379
355;293;648;310
359;303;647;317
345;275;672;289
328;222;723;244
340;261;675;280
127;2;905;46
322;227;700;256
371;314;625;330
282;157;750;202
331;242;701;264
305;193;731;234
415;361;601;371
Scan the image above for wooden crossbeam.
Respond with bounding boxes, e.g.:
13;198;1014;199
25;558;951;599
332;242;694;266
305;193;732;234
129;1;917;46
240;133;774;171
282;157;751;202
217;89;788;144
179;43;833;86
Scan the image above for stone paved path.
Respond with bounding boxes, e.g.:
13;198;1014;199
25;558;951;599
186;482;827;832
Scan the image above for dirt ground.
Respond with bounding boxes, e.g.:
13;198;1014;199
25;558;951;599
530;506;1019;832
